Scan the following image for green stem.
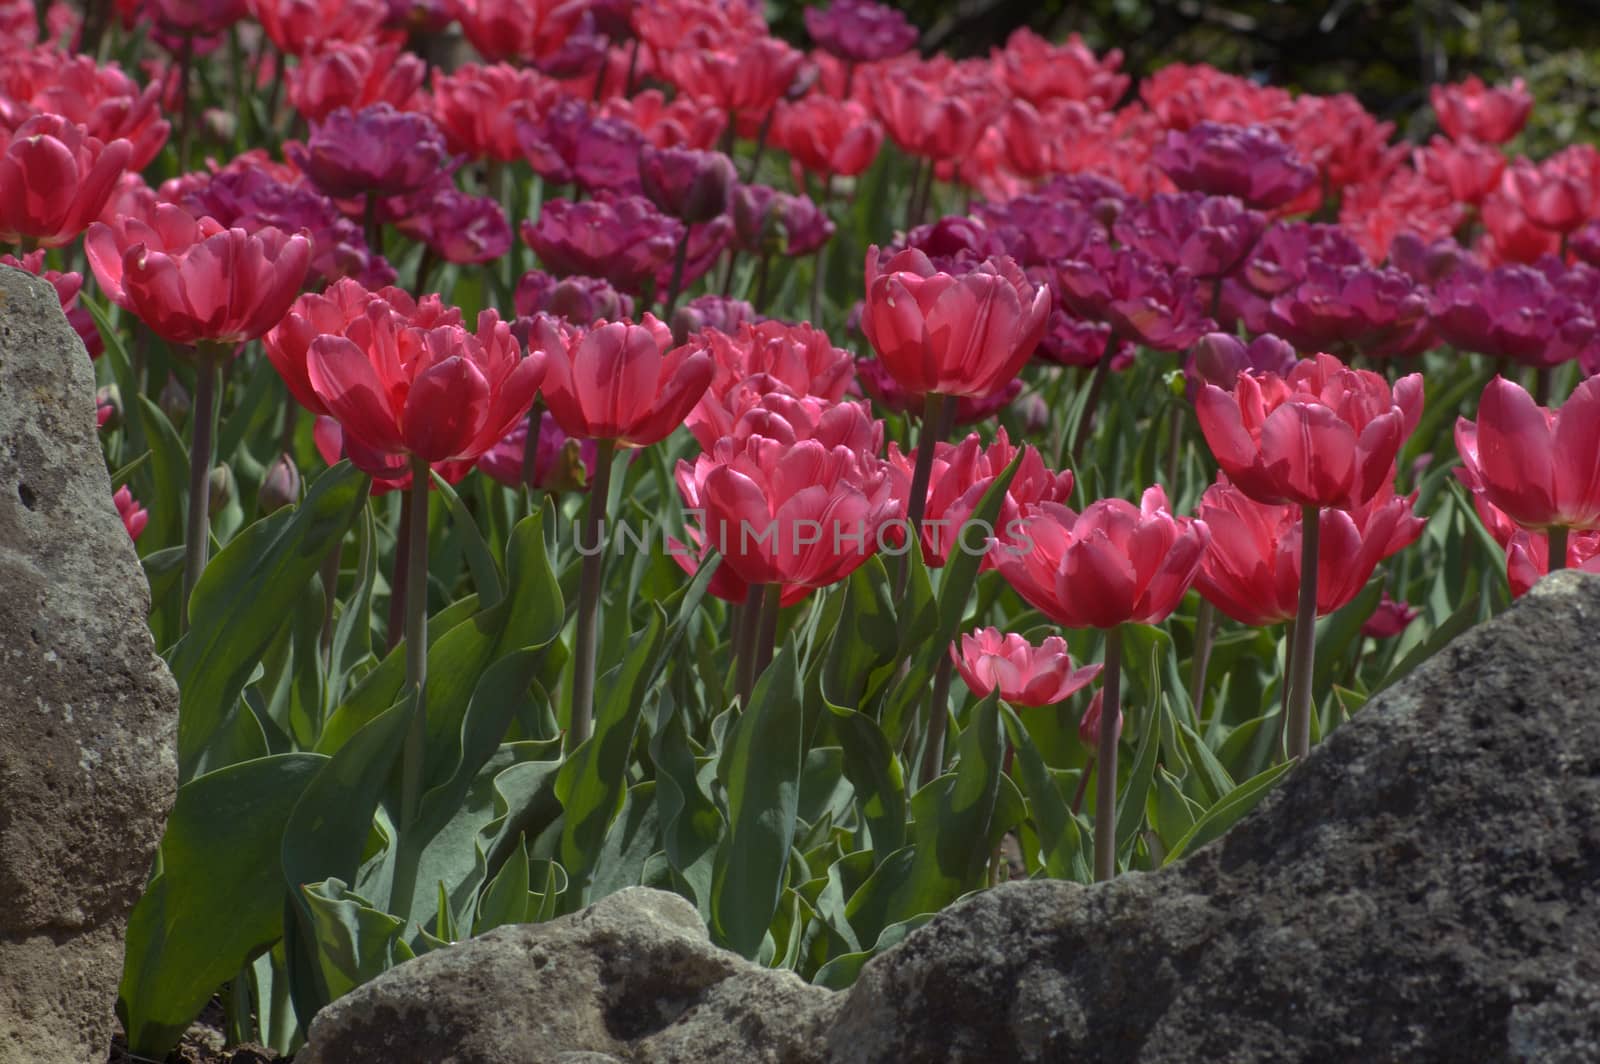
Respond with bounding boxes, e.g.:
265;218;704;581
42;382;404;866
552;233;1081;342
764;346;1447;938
896;391;948;595
903;157;926;233
363;193;382;259
518;404;541;491
1285;505;1321;761
1534;365;1553;407
1190;599;1216;721
178;34;195;173
663;224;692;317
399;455;431;831
1094;625;1123;882
1548;525;1570;574
751;581;782;690
180;355;218;634
568;438;617;752
746;105;777;182
752;253;772;313
733;584;761;706
1070;331;1120;464
809;173;833;325
920;654;954;787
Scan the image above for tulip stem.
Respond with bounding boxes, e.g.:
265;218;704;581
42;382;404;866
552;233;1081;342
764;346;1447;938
569;438;617;753
663;224;692;317
178;34;195;173
733;584;761;706
752;253;772;313
1070;332;1119;465
1548;526;1570;574
897;391;948;595
399;455;431;831
920;654;954;788
363;193;382;259
809;174;833;325
751;582;782;694
1190;599;1215;721
902;157;926;233
1285;505;1321;761
386;493;413;653
623;38;642;96
746;105;777;182
519;404;541;491
180;356;218;634
1094;625;1123;882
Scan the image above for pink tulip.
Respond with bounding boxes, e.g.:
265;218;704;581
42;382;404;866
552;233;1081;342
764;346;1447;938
114;485;148;542
1431;76;1533;145
1455;375;1600;532
1194;352;1423;511
683;321;855;449
952;628;1102;708
0;115;132;248
994;486;1210;630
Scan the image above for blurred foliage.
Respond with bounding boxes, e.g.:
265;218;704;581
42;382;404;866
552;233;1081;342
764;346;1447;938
769;1;1600;147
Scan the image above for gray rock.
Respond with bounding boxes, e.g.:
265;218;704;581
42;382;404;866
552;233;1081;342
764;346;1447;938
297;887;835;1064
830;569;1600;1064
296;570;1600;1064
0;267;179;1064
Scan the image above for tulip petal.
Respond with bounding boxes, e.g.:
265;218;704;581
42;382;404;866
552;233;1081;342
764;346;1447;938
1476;376;1557;527
307;334;407;454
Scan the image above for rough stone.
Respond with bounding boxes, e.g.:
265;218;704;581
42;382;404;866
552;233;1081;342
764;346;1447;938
296;570;1600;1064
830;569;1600;1063
0;266;179;1064
297;887;835;1064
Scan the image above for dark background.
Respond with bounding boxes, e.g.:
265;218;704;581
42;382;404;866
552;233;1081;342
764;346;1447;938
769;1;1600;151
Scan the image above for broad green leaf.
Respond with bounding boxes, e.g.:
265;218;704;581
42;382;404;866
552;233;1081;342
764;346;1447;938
119;754;324;1058
474;834;531;934
1162;759;1295;864
299;878;411;1001
710;639;805;958
588;781;661;902
134;395;188;552
650;684;721;913
1114;702;1160;863
1001;704;1089;883
430;470;505;610
170;461;368;779
827;704;906;858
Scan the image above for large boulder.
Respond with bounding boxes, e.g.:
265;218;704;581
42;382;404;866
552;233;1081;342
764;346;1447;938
0;267;179;1064
297;887;835;1064
298;570;1600;1064
830;569;1600;1063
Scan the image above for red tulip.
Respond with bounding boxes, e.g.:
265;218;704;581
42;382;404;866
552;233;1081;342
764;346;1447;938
86;203;311;346
430;63;563;162
265;277;463;417
888;428;1073;567
1413;136;1505;207
1505;528;1600;598
0;49;170;170
1503;148;1600;235
861;246;1050;399
662;37;805;125
305;300;543;478
1431;76;1532;145
1192;477;1424;627
114;485;148;542
683;320;855;449
951;628;1102;708
602;90;727;151
1194;352;1423;511
1361;592;1419;639
871;74;989;162
0;115;131;248
1455;375;1600;532
993;486;1210;630
287;41;427;122
772;96;883;178
312;415;477;494
1077;688;1120;749
687;429;901;591
994;28;1128;109
457;0;587;65
533;312;712;447
247;0;387;55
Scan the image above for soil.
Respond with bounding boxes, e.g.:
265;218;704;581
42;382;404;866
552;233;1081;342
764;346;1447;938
107;1000;284;1064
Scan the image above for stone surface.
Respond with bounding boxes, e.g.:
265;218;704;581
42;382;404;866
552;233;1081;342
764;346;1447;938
830;569;1600;1064
297;887;835;1064
0;267;179;1064
296;570;1600;1064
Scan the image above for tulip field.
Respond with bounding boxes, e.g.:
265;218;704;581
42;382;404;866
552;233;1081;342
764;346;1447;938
4;0;1596;1057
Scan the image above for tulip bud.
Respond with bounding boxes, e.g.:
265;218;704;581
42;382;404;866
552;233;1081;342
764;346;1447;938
159;375;191;426
1189;333;1246;391
258;453;301;514
95;385;122;431
1012;391;1050;437
1092;197;1125;229
208;464;234;518
1078;689;1122;749
670;305;705;347
638;147;737;225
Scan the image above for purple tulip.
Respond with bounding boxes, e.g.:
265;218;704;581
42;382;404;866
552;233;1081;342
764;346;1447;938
1430;263;1599;368
973;190;1108;269
514;270;633;324
804;0;918;63
1057;243;1216;351
1113;192;1266;280
391;182;511;265
291;103;452;200
1037;310;1133;369
477;410;598;493
671;294;759;345
1184;331;1297;394
1386;231;1468;286
638;145;738;225
1265;261;1433;359
1153;121;1317;210
521;193;681;294
732;184;835;257
654;214;734;292
516;99;644;194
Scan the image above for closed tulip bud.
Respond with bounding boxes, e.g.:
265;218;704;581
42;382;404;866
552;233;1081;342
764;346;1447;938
1077;689;1121;749
638;146;737;225
208;464;234;518
952;628;1102;708
259;453;301;514
159;375;191;426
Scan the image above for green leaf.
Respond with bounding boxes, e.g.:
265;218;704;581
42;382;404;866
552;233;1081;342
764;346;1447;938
650;685;721;913
710;638;805;958
474;833;532;934
119;754;324;1058
1162;759;1295;865
820;557;900;709
170;462;369;779
1114;701;1160;863
557;606;666;903
430;470;505;610
589;781;661;902
135;395;190;552
1001;705;1089;883
328;505;378;706
299;879;411;1001
826;704;905;858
